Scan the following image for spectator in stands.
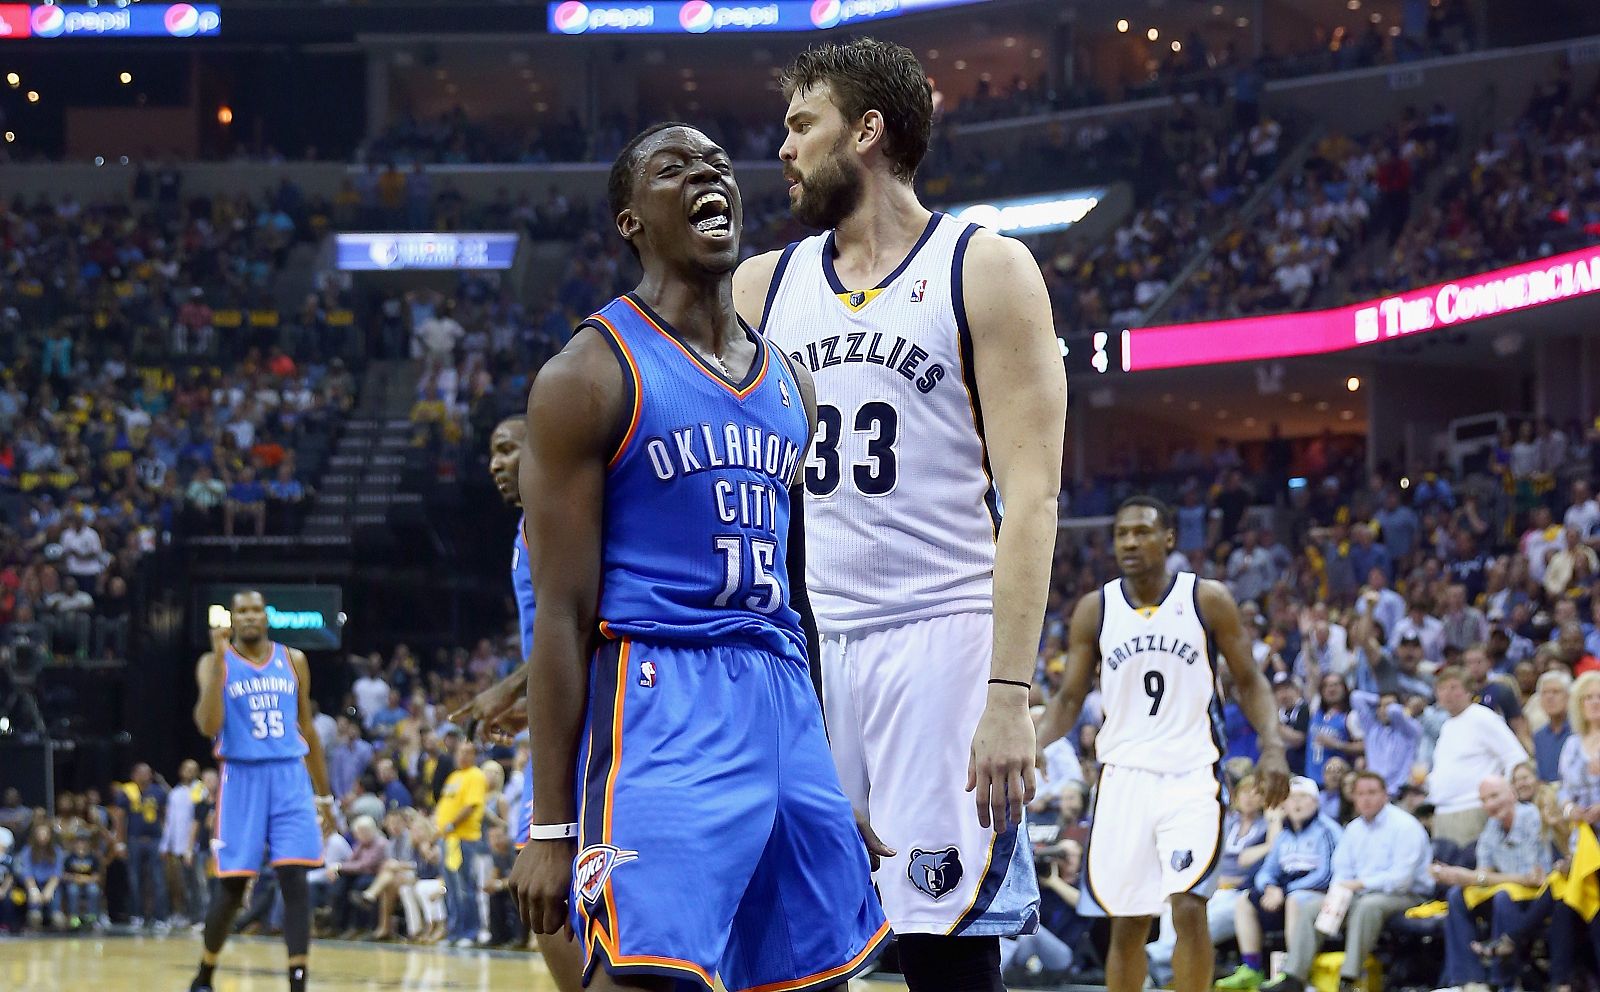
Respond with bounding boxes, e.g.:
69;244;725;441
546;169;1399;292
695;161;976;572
45;576;93;659
374;758;412;814
1307;673;1363;785
1275;673;1312;776
60;511;104;584
1000;838;1086;984
1262;772;1432;992
184;465;226;533
1391;598;1445;663
60;834;102;929
1218;777;1340;991
1466;646;1532;749
1435;775;1551;992
1207;774;1277;947
328;815;385;939
1351;688;1421;797
0;829;15;933
1429;667;1532;846
327;716;375;802
481;823;523;947
399;818;446;945
1559;672;1600;826
435;740;486;947
159;759;202;926
1535;671;1574;781
265;463;309;533
352;659;391;731
18;821;64;931
114;763;167;927
223;466;267;538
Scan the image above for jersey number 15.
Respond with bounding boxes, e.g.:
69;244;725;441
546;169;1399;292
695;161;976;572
712;535;783;615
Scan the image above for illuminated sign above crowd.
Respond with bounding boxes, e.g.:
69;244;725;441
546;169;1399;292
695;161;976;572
945;189;1105;236
198;585;344;652
546;0;986;35
1125;244;1600;371
0;3;220;39
335;232;520;272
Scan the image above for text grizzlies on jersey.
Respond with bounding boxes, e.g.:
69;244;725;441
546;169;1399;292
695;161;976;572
643;422;803;533
1103;634;1203;672
787;331;947;394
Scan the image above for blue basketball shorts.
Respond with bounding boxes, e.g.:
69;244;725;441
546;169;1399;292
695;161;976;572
514;762;534;850
571;638;889;992
213;758;323;876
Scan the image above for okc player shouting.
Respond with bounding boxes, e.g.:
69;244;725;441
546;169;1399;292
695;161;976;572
508;122;887;991
188;591;334;992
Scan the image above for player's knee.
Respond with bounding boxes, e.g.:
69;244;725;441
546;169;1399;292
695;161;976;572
897;933;1002;992
1170;892;1208;926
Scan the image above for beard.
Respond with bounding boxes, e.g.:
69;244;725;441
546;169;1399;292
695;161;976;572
790;135;863;231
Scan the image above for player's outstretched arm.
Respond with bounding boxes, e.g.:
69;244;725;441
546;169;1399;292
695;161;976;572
732;249;788;330
1199;579;1290;807
192;625;230;737
962;230;1068;832
1035;591;1102;752
509;329;623;937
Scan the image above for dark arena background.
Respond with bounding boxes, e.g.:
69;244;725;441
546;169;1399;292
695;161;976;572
4;0;1600;989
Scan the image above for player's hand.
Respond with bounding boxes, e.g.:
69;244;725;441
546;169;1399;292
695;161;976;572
209;623;232;654
509;838;575;937
449;682;522;742
482;697;529;743
1255;747;1291;809
853;809;896;872
966;690;1037;833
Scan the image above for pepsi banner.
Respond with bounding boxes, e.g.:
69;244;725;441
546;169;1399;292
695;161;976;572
548;0;986;35
335;232;520;271
0;3;220;39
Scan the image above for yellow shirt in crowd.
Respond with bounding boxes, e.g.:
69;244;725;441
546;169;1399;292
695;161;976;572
434;765;487;842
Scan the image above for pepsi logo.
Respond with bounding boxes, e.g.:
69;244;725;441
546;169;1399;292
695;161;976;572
552;0;590;33
679;0;714;33
809;0;840;28
30;5;64;37
164;3;201;37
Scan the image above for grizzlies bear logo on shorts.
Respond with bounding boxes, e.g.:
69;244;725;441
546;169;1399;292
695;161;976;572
907;847;964;900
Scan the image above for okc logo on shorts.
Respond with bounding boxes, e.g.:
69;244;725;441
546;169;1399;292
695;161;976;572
30;5;65;37
907;846;963;900
638;660;657;688
809;0;841;28
574;844;639;907
679;0;714;32
1171;849;1194;871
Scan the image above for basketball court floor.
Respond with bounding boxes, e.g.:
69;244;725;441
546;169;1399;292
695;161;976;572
0;933;912;991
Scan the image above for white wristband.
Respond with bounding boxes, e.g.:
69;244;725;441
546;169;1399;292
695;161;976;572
527;822;578;841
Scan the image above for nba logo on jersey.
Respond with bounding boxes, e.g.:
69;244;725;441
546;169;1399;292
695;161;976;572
638;661;656;688
909;278;927;302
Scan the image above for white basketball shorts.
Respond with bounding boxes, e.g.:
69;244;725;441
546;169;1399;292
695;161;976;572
821;611;1040;936
1084;762;1225;918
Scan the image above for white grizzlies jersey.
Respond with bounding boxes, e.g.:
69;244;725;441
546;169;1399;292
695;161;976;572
1094;571;1223;773
761;213;996;632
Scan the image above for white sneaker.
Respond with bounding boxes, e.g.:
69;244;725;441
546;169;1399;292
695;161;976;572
453;937;475;948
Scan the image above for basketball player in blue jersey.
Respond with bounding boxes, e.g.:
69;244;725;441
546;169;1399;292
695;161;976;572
506;122;889;992
448;413;584;992
1036;498;1289;992
188;590;334;992
735;38;1065;991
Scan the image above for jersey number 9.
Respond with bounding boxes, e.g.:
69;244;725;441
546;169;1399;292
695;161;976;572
1144;671;1165;716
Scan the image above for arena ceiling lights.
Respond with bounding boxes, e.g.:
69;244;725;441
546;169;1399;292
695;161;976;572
546;0;987;36
0;3;220;39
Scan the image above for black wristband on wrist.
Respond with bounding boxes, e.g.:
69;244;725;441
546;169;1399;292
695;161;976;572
987;678;1031;690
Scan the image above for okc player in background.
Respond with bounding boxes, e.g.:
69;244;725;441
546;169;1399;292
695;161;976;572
734;38;1065;990
1036;498;1290;992
508;121;887;991
448;414;584;991
189;590;334;992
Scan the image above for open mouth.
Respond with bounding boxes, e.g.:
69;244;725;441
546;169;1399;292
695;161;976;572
689;190;733;239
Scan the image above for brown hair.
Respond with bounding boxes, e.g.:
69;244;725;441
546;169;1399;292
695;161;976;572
1352;770;1388;792
780;38;933;182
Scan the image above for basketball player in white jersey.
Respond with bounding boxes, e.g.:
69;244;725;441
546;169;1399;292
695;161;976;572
734;38;1067;990
1036;497;1290;992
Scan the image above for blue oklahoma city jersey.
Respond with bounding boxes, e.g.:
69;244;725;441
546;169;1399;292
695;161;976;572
512;515;537;659
215;641;308;761
511;515;537;847
591;294;809;658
